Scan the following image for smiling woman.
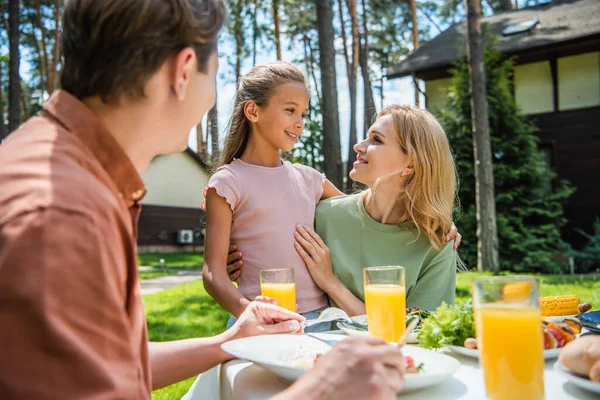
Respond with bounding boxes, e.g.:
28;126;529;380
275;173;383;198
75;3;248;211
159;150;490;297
293;105;460;315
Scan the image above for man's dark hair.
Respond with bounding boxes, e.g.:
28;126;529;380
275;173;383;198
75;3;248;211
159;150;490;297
61;0;226;102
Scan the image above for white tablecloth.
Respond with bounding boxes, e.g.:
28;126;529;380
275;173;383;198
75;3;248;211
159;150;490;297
183;341;598;400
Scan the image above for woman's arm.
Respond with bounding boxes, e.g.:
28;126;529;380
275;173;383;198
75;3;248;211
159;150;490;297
321;179;344;200
202;189;250;317
294;225;366;316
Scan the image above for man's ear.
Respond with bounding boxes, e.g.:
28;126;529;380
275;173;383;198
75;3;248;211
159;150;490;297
172;47;196;100
244;101;259;122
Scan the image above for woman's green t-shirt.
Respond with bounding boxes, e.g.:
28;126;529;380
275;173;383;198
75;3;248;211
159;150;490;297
315;193;456;311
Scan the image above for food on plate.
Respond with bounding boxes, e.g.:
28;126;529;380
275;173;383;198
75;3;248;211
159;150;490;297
287;351;424;374
464;337;477;349
405;356;424;374
418;301;476;350
579;302;593;314
539;295;581;317
461;317;582;351
558;335;600;382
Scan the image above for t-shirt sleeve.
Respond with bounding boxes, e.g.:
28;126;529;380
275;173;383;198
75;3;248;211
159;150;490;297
407;241;457;311
202;167;242;212
295;164;326;204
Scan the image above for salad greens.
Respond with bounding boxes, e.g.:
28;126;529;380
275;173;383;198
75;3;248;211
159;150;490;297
418;301;476;349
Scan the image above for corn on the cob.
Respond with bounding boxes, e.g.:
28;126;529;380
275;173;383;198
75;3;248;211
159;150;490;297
539;295;580;317
502;282;532;302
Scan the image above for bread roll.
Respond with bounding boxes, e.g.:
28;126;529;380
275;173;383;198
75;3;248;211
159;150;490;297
558;335;600;382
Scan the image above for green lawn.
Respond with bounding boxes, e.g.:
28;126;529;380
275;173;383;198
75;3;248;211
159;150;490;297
138;252;204;270
144;280;229;399
139;270;172;281
144;271;600;398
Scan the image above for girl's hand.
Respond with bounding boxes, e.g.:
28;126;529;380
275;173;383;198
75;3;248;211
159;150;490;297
293;225;335;291
226;244;244;282
446;223;462;250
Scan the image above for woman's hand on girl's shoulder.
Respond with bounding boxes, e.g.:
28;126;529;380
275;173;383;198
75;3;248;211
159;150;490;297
446;223;462;250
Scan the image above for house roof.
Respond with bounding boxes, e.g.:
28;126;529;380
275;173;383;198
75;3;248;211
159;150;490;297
388;0;600;79
184;147;210;172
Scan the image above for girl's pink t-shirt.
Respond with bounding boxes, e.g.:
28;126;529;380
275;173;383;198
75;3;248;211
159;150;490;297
202;159;327;313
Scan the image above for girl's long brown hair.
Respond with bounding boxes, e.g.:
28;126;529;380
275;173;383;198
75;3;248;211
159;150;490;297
219;61;306;168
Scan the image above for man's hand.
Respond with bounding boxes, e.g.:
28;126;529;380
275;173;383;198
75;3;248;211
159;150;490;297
226;301;305;343
276;337;406;400
446;223;462;250
226;244;244;281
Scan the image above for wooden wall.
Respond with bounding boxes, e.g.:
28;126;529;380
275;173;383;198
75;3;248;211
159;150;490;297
531;106;600;248
138;205;205;247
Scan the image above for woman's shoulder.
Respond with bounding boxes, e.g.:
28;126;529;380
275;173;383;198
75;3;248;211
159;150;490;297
316;193;361;217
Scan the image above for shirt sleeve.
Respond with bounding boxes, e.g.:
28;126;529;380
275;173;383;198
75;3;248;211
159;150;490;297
407;241;457;311
0;208;138;398
294;163;326;204
202;166;242;212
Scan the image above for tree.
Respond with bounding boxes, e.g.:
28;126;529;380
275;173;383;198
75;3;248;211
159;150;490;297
272;0;282;60
438;33;573;273
409;0;420;107
315;0;343;189
358;0;376;134
463;0;499;273
209;100;219;164
7;0;20;133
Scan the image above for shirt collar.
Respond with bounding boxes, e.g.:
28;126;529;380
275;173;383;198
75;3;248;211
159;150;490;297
43;90;146;207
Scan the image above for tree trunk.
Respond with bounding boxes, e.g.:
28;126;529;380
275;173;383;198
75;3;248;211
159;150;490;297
34;0;52;95
252;0;258;66
464;0;499;273
344;0;359;191
233;2;244;86
315;0;343;189
0;64;5;142
359;0;375;134
272;0;281;60
409;0;420;107
196;123;207;158
8;0;20;133
51;0;61;92
209;98;219;165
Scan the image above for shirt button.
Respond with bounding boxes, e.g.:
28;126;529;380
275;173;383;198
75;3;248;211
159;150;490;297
132;189;144;200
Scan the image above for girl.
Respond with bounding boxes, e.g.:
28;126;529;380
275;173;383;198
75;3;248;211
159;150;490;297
201;62;342;327
294;105;460;314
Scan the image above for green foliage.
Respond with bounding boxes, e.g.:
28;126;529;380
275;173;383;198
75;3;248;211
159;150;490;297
562;218;600;273
438;32;573;273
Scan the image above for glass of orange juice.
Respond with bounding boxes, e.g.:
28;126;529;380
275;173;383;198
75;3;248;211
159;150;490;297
260;268;296;312
363;266;406;343
472;276;544;400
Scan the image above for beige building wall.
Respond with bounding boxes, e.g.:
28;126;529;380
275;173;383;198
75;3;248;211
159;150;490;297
141;152;209;209
558;51;600;111
514;61;554;115
425;77;452;112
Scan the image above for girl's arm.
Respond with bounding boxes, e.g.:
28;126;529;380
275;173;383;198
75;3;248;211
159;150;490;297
321;179;344;200
293;225;366;316
202;189;251;317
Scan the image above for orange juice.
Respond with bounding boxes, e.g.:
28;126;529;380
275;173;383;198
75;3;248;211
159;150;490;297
364;284;406;342
261;282;296;311
476;304;544;400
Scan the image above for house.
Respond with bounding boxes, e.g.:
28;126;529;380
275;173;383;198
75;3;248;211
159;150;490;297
388;0;600;246
138;148;210;253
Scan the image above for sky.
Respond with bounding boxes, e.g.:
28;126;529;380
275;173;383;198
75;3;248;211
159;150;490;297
187;32;421;163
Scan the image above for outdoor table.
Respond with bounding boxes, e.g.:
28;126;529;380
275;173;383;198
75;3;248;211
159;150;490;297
183;333;598;400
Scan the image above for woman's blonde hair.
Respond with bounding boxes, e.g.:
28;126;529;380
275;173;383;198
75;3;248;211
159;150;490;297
373;105;458;250
219;61;306;167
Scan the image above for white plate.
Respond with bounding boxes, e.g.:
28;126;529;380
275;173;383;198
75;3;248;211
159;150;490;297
221;333;461;393
448;345;561;360
336;315;419;344
554;361;600;394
